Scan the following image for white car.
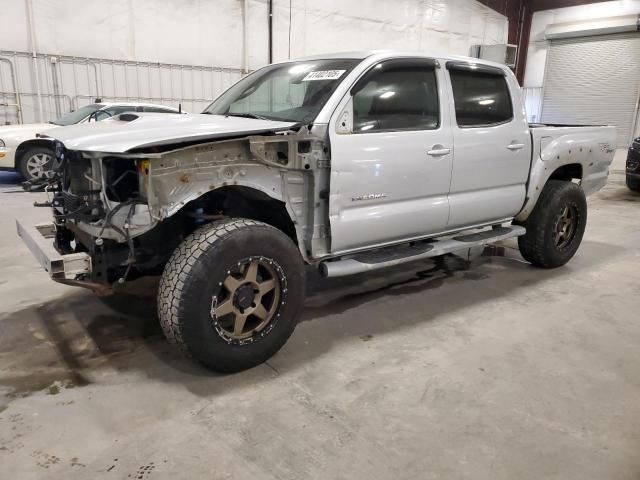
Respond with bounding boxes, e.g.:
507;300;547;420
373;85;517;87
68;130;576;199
0;102;183;181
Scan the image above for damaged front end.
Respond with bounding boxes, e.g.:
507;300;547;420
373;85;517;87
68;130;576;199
17;128;330;292
17;145;158;293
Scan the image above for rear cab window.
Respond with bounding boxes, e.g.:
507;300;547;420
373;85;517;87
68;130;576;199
447;62;513;128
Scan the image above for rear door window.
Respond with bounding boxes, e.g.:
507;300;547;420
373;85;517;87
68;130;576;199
448;68;513;127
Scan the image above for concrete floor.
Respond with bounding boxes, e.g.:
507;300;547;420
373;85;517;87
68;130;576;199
1;151;639;479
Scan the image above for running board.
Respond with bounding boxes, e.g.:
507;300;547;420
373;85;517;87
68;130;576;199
320;225;526;277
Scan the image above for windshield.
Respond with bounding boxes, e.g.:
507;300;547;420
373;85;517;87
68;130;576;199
51;104;102;126
203;59;360;123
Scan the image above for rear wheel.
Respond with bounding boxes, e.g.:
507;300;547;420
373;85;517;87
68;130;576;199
518;180;587;268
17;147;54;182
158;218;305;373
627;176;640;193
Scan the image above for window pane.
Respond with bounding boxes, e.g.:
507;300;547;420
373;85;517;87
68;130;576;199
96;106;137;120
109;106;137;115
449;70;513;127
228;74;306;115
204;59;360;123
51;104;101;126
144;106;179;113
353;65;439;132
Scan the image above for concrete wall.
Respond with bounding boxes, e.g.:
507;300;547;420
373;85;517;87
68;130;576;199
0;0;507;124
522;0;640;136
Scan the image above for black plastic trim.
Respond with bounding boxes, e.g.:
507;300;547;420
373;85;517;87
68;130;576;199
350;57;439;96
445;61;506;76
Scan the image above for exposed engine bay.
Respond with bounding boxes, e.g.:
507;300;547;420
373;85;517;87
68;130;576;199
38;127;331;285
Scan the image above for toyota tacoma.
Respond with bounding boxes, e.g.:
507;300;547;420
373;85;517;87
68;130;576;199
16;51;616;372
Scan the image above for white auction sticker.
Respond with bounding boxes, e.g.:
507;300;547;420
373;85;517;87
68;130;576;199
302;70;346;81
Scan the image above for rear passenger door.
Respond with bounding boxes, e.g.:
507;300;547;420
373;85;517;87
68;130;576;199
445;62;531;229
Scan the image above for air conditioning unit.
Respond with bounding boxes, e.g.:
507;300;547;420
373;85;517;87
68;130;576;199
470;44;517;69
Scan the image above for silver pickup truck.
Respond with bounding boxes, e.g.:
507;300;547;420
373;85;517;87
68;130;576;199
17;51;616;372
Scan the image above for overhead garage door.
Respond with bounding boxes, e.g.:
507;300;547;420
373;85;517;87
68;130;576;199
541;32;640;148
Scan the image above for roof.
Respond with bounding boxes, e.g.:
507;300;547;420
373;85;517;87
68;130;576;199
294;51;375;61
283;50;509;70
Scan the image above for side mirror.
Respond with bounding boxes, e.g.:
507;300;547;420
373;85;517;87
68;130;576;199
335;97;353;135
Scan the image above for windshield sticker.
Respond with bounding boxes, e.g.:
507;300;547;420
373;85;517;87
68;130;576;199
302;70;346;81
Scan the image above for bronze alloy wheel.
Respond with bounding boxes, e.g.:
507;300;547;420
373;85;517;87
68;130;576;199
159;219;306;372
552;204;578;249
517;180;587;268
210;256;284;344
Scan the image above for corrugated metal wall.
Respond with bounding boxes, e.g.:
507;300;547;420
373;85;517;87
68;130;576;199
541;32;640;147
0;51;243;124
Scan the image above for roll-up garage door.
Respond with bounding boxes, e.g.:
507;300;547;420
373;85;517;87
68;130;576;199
541;32;640;148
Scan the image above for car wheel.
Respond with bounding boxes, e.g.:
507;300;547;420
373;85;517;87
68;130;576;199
18;147;54;182
517;180;587;268
158;218;306;373
626;176;640;193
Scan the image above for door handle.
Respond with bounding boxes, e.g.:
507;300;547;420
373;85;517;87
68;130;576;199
427;147;451;157
507;143;525;151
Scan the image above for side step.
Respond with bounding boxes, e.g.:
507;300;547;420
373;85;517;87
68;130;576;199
320;225;526;277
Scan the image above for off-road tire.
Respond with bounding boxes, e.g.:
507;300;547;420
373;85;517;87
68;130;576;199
158;218;305;373
627;176;640;193
17;146;54;182
517;180;587;268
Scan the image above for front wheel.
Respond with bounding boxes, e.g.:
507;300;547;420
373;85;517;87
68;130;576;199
517;180;587;268
158;218;306;373
17;147;54;182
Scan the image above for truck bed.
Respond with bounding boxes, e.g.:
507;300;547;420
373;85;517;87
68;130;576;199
515;123;617;221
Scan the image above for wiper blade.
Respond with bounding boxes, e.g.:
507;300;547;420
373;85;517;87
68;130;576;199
225;112;269;120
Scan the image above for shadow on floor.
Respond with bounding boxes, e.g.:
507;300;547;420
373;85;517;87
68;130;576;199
0;236;623;403
0;171;21;185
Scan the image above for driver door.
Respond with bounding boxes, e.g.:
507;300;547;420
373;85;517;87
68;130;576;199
328;58;453;254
